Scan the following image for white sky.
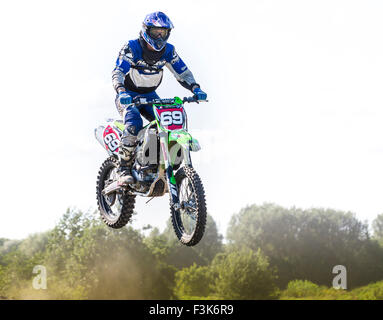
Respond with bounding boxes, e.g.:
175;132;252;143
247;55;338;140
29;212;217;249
1;0;383;239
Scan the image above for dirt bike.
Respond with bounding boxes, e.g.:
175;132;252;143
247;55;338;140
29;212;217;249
95;96;207;246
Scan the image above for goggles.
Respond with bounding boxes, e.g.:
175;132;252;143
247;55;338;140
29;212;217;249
149;27;169;39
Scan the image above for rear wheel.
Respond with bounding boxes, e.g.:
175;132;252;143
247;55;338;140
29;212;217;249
96;156;136;228
171;166;207;246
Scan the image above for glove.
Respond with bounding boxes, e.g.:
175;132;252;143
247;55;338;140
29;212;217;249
118;92;133;105
193;87;207;101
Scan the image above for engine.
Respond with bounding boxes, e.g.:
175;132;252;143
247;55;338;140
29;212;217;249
131;127;159;192
135;127;159;168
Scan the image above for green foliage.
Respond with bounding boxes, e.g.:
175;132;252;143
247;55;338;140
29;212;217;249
2;203;383;300
192;214;224;263
144;227;171;260
0;249;44;298
0;208;223;300
280;280;383;300
210;247;279;300
372;213;383;243
174;263;212;298
157;214;224;269
280;280;322;299
0;208;178;299
0;239;21;257
43;209;176;299
17;232;51;257
174;247;279;300
227;203;383;289
350;281;383;300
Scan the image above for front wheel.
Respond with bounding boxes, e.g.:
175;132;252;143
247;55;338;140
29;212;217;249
170;166;207;246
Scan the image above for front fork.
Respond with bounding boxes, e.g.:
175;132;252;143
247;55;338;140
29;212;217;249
159;131;192;210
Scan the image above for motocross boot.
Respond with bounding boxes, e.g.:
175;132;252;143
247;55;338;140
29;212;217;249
117;126;137;185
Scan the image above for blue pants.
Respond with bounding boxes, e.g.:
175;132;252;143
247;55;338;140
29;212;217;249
115;90;160;136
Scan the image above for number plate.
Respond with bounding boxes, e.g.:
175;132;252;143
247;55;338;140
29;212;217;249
156;107;185;130
103;125;120;153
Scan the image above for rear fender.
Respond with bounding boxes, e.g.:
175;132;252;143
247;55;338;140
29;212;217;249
94;119;123;156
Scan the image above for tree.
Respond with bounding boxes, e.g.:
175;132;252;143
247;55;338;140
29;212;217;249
372;214;383;242
173;263;212;298
226;203;383;289
192;214;224;263
211;247;278;300
161;214;224;269
17;232;51;257
43;208;176;299
280;280;322;299
0;208;177;299
0;239;21;257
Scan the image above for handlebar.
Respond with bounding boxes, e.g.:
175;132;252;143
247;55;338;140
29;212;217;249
130;96;208;107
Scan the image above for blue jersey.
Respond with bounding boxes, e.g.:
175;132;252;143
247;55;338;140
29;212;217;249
112;38;199;94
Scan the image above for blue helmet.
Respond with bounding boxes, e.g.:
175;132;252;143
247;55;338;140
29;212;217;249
141;11;174;51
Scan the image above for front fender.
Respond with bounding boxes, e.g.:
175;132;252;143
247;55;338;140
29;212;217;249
169;130;201;152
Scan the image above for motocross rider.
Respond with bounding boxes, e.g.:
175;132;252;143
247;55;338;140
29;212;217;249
112;11;207;184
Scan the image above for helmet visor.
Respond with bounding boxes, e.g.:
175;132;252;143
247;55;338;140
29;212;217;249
149;27;169;40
